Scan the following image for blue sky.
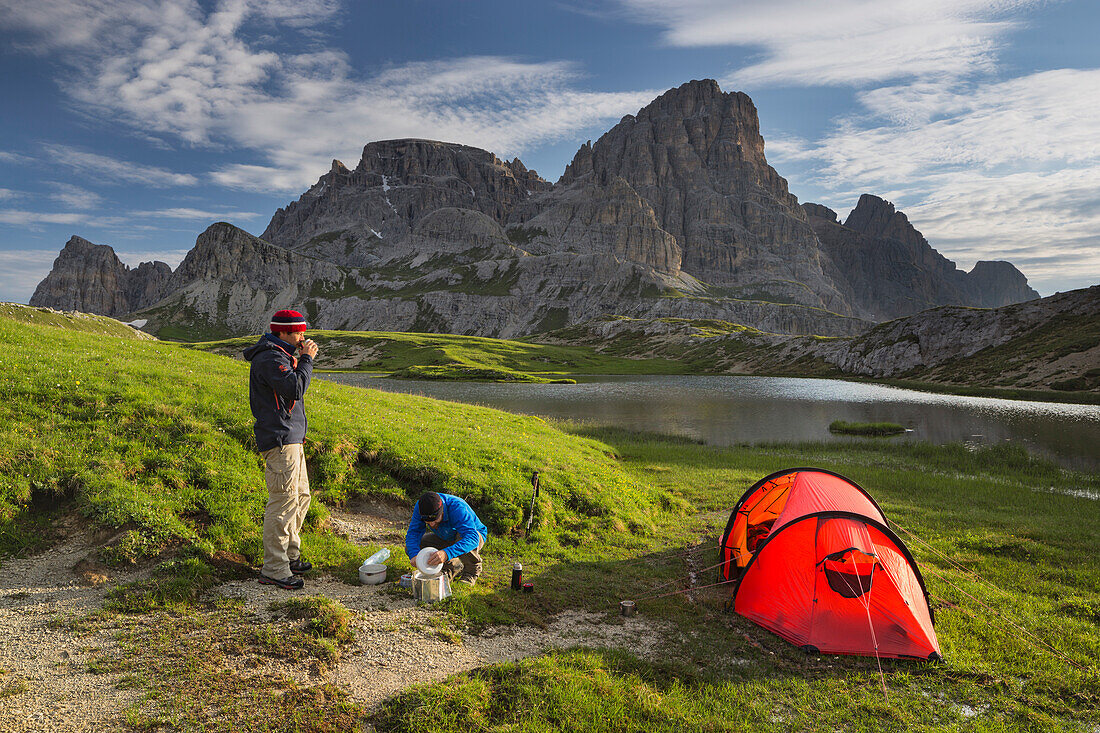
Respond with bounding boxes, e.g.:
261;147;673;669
2;0;1098;303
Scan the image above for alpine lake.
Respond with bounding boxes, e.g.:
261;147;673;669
317;374;1100;476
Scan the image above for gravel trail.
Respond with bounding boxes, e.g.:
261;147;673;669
0;504;675;729
0;531;141;733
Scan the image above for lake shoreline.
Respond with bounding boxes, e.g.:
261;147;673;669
318;372;1100;472
314;368;1100;406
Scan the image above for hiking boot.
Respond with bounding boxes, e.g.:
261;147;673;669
289;558;312;575
258;574;304;590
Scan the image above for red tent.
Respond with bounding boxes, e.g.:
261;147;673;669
719;468;941;660
719;468;887;582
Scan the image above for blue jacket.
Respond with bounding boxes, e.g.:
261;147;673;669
406;493;489;560
243;333;314;452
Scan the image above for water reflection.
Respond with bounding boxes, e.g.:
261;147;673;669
318;374;1100;471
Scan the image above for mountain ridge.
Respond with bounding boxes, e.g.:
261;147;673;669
30;79;1040;341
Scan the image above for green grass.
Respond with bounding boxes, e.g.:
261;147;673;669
374;434;1100;733
0;302;150;339
182;319;1099;404
4;310;1100;732
270;595;355;643
0;311;679;576
390;363;576;383
828;420;907;436
185;328;687;376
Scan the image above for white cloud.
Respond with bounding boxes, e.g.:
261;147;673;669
899;168;1100;288
0;210;99;226
131;207;261;220
811;70;1100;186
0;151;36;165
767;68;1100;294
43;145;198;187
0;249;61;304
209;58;657;192
49;183;105;209
0;189;17;201
115;248;190;269
619;0;1046;87
1;1;656;194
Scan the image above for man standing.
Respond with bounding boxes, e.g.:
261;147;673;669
406;492;488;586
244;309;319;590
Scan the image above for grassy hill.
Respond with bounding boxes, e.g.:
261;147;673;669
0;308;682;574
2;305;1098;732
184;328;688;380
0;302;154;340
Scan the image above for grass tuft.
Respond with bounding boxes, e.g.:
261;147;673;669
106;557;216;613
271;595;356;644
829;420;907;436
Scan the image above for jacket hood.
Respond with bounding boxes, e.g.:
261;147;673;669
243;334;292;362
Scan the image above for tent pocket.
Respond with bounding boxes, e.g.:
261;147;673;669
821;548;877;599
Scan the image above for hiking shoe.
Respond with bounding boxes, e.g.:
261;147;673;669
258;574;304;590
289;558;313;575
458;576;477;586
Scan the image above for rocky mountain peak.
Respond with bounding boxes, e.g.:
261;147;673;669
261;138;552;252
802;203;839;223
554;78;847;313
966;260;1040;307
29;80;1045;341
28;235;171;317
844;194;926;248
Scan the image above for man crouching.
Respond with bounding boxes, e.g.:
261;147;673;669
244;309;319;590
406;492;488;585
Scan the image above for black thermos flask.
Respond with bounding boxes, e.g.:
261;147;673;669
511;562;523;590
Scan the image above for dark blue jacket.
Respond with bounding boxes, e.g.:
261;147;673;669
244;333;313;452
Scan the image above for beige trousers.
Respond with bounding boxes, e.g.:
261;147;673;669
262;443;311;578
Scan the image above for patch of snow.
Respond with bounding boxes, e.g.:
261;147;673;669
368;227;383;239
469;185;476;199
381;175;391;192
126;319;148;328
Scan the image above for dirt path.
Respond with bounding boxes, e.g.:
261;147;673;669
318;501;676;709
0;529;141;733
0;503;678;729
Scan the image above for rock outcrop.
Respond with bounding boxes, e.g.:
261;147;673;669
29;236;171;317
965;260;1040;308
136;223;345;337
810;285;1100;388
128;220;866;340
546;80;849;314
261;140;552;265
806;195;1039;320
512;175;683;273
541;286;1100;392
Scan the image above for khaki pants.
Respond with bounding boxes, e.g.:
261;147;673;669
422;531;485;582
262;443;311;579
